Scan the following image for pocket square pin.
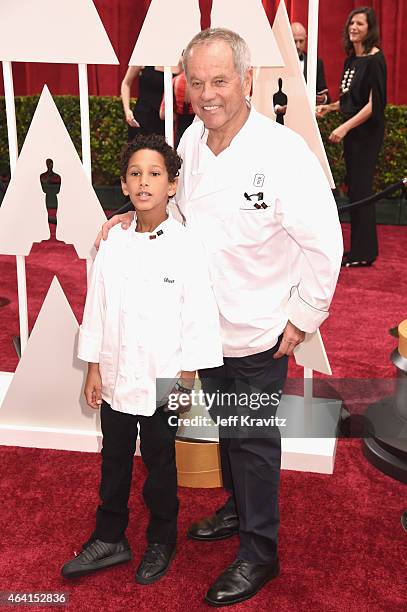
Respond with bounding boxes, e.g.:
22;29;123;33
244;191;264;201
243;192;269;209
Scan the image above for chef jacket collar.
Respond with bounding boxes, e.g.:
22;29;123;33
130;213;172;240
187;103;258;201
195;99;254;174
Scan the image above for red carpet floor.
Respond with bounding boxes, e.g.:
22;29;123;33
0;442;405;612
0;222;406;610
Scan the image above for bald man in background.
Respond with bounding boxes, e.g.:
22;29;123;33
291;21;330;104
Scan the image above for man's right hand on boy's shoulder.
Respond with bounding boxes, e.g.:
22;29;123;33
94;212;135;250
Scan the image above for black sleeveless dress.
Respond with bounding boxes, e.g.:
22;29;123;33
339;50;387;263
128;66;165;141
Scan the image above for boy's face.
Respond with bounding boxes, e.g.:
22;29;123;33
121;149;177;214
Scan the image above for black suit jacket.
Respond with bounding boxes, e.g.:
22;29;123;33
302;53;330;102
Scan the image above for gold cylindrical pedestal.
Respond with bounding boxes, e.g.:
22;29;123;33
175;439;222;488
398;319;407;358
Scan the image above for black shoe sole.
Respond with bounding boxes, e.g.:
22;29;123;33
187;528;239;542
61;550;132;579
204;565;280;606
341;260;374;268
135;549;176;585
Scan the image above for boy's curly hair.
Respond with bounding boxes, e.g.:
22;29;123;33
120;134;182;182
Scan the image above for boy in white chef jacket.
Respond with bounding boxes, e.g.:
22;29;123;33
61;134;223;585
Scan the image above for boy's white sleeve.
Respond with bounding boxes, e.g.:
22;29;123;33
180;236;223;371
277;141;343;332
77;244;106;363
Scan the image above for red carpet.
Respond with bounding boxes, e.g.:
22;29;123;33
0;442;405;611
0;222;406;610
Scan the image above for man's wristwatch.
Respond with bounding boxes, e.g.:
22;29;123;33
174;381;193;394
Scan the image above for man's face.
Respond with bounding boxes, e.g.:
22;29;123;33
292;26;307;57
186;41;252;135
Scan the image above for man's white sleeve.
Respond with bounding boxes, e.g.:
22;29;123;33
277;141;343;332
180;235;224;371
77;244;106;363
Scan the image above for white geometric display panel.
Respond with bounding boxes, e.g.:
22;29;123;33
0;0;118;64
0;86;106;259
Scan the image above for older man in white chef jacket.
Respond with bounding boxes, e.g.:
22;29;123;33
101;27;343;607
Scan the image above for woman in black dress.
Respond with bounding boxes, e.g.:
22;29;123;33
121;66;166;141
316;7;387;267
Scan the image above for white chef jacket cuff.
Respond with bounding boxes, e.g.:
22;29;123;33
285;286;330;333
181;346;223;372
77;326;101;363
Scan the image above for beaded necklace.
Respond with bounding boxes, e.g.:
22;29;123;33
341;66;356;94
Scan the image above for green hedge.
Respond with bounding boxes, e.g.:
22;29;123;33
0;95;129;186
0;95;406;190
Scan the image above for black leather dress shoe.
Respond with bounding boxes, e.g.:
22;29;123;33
187;506;239;541
61;537;132;579
205;558;280;606
341;257;374;268
135;543;176;585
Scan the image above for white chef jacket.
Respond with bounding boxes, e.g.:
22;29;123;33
78;216;223;416
175;106;343;357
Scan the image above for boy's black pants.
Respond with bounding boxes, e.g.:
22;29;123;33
92;401;178;545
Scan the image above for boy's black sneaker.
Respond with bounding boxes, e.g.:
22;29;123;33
61;537;132;579
135;543;176;584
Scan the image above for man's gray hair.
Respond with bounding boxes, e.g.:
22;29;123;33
183;28;251;82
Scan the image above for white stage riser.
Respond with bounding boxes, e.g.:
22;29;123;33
0;426;102;453
0;428;336;474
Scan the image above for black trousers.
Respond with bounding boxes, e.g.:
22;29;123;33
93;401;178;545
199;341;288;564
344;123;384;263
